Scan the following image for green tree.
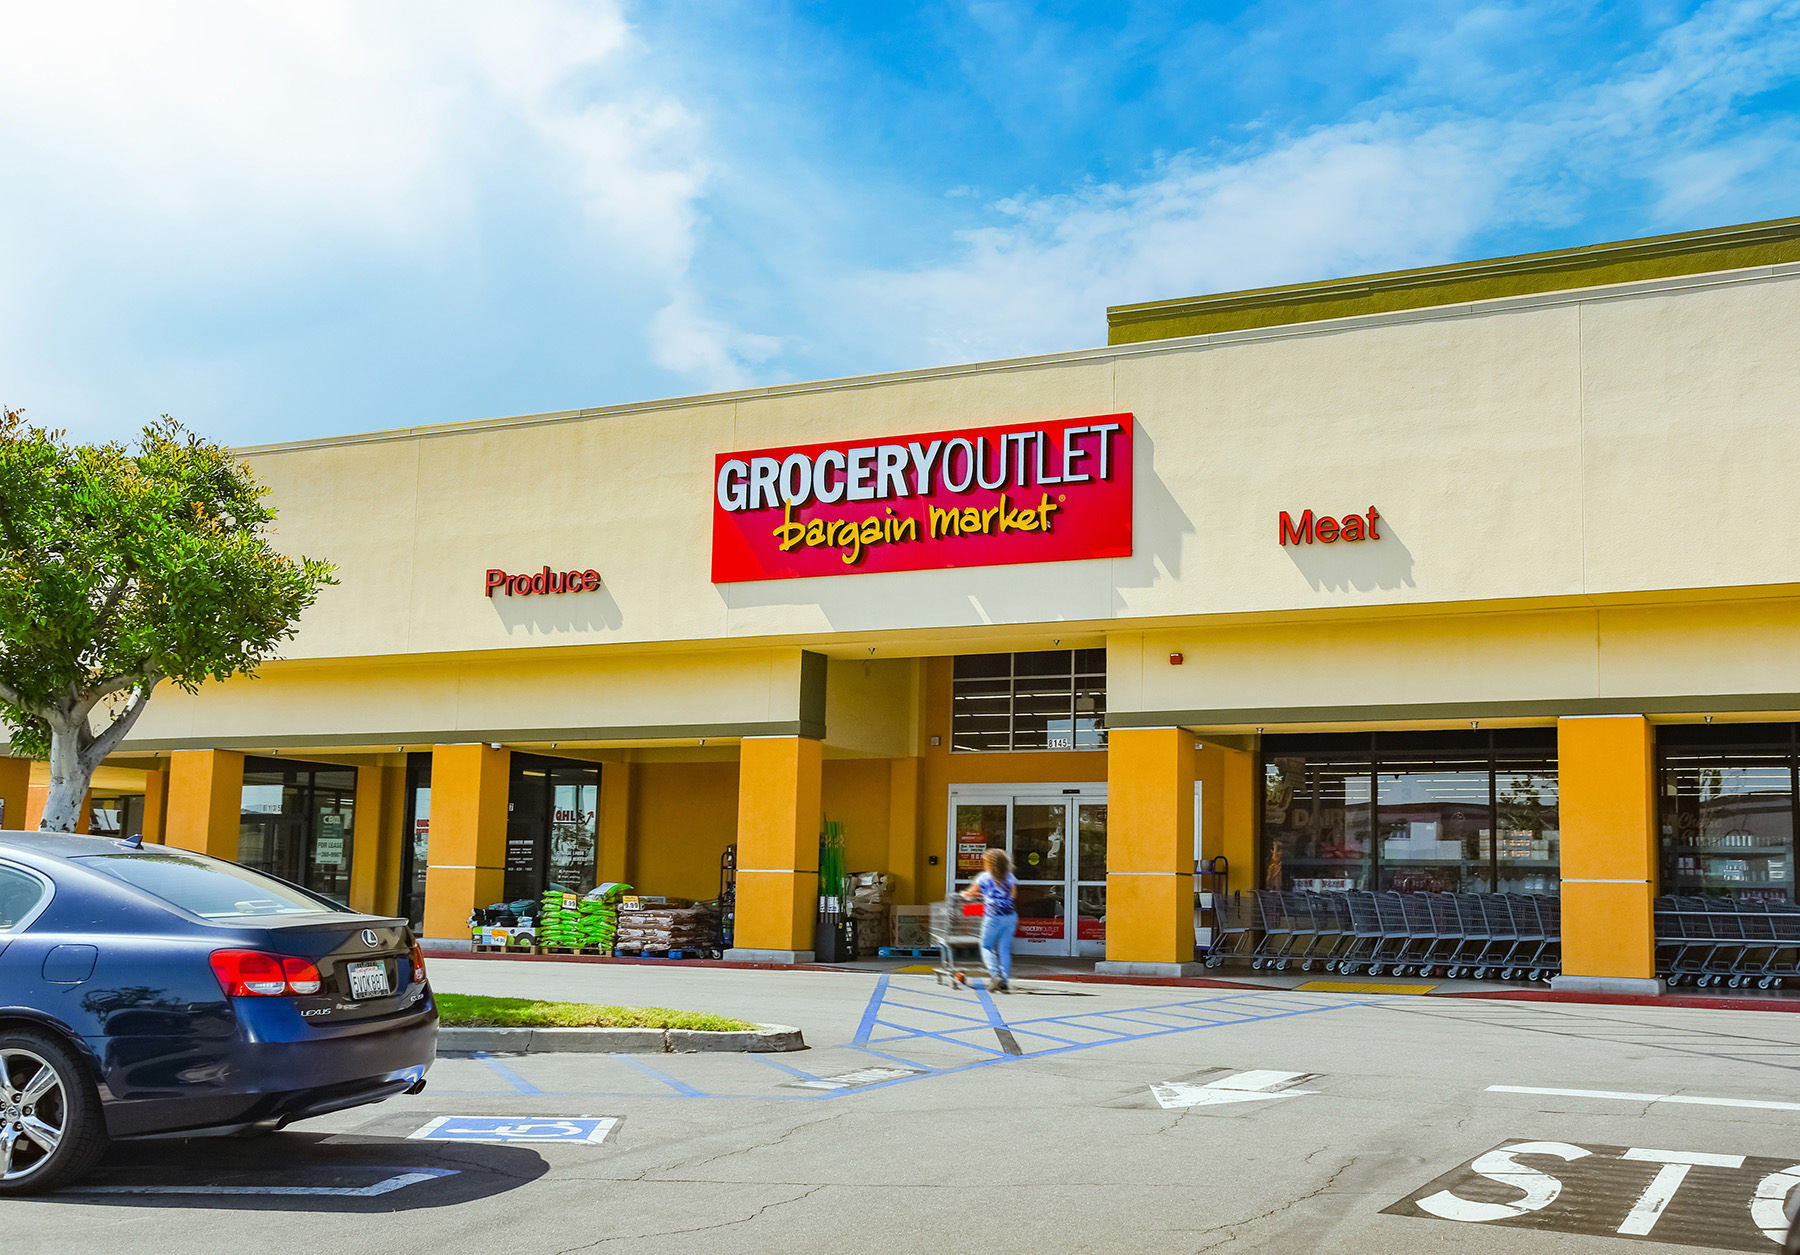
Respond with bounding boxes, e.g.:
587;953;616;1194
0;409;334;832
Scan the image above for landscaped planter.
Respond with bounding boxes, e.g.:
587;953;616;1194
437;1023;804;1054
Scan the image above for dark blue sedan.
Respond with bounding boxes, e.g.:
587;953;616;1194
0;830;437;1194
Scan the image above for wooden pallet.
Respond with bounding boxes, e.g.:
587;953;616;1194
613;949;719;960
472;943;540;954
540;945;608;956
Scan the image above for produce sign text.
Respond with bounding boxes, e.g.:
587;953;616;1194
711;414;1132;582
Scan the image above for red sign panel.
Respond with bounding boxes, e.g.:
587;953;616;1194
711;414;1133;583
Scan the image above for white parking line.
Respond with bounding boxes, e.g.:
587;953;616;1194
1488;1085;1800;1112
75;1169;458;1197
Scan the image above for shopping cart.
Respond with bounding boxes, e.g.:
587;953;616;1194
931;898;988;987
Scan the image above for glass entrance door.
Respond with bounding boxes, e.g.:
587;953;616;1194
948;786;1106;957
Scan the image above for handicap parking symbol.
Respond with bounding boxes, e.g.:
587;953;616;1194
408;1116;619;1144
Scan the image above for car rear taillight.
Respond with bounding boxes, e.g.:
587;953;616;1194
410;941;427;986
211;949;322;997
281;956;323;995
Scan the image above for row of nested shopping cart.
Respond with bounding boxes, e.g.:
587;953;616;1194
1206;889;1562;981
1207;889;1800;988
1655;896;1800;990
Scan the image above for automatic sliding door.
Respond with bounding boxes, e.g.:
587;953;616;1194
1012;800;1068;954
1074;801;1106;956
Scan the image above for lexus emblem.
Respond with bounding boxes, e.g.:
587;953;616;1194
361;929;379;947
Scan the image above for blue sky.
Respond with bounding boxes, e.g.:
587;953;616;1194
2;0;1797;445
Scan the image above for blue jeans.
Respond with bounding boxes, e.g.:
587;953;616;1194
980;912;1018;982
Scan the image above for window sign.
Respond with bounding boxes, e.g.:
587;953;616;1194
242;784;285;815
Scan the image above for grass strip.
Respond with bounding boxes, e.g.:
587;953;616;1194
436;993;755;1032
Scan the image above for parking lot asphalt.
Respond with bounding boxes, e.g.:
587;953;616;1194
15;958;1800;1254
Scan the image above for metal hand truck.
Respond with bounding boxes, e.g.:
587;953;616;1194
1206;890;1253;968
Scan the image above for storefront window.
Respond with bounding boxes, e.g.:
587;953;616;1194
1659;724;1797;904
1260;731;1558;895
1377;759;1491;892
1495;757;1559;894
951;650;1106;752
1263;755;1373;891
238;757;357;904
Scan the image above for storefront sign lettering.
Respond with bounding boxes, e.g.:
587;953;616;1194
485;567;602;597
1279;508;1380;545
712;415;1133;581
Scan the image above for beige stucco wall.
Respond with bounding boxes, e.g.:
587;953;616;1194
1109;593;1800;725
126;647;816;749
117;264;1800;747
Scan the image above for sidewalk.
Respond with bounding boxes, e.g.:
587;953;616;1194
423;947;1800;1012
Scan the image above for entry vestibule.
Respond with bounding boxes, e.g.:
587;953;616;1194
948;783;1107;956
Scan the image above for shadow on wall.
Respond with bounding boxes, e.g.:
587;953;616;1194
1108;424;1196;606
489;586;624;635
1283;515;1416;592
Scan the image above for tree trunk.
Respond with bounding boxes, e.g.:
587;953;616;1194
40;714;87;832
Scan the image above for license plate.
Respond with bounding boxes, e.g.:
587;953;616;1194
347;960;391;999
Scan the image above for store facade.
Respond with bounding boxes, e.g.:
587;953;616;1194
9;216;1800;993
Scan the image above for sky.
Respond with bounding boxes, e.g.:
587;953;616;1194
1;0;1797;446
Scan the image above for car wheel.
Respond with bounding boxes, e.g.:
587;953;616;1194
0;1032;109;1196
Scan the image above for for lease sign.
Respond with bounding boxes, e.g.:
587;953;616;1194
710;414;1133;583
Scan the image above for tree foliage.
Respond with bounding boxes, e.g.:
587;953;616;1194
0;409;335;830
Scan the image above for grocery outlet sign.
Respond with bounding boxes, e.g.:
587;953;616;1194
711;415;1133;582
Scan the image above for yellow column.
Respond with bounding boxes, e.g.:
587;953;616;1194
166;750;245;858
1101;727;1200;976
725;736;822;964
423;744;510;946
0;757;29;832
1553;716;1661;994
141;769;169;843
598;760;632;886
351;764;405;916
887;757;921;905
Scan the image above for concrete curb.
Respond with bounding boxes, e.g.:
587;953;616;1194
438;1023;804;1054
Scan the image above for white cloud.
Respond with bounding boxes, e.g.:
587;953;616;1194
848;0;1800;367
0;0;711;433
649;287;783;389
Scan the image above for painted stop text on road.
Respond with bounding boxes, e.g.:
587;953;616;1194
1386;1139;1800;1250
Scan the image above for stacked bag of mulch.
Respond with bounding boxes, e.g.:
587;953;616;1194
847;871;892;958
537;882;630;951
614;898;723;956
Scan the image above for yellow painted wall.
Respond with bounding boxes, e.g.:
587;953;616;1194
0;758;28;832
1558;716;1657;980
823;758;893;875
598;761;632;886
141;769;168;843
887;757;922;904
626;760;739;902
